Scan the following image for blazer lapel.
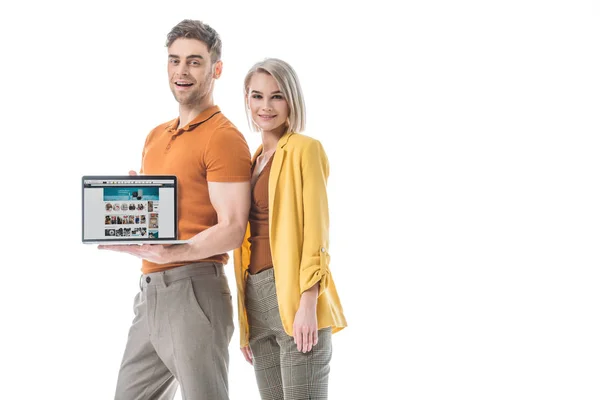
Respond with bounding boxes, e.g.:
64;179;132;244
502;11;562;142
268;132;294;241
268;144;285;231
251;145;262;164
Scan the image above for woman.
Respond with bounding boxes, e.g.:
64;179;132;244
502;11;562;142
234;58;347;400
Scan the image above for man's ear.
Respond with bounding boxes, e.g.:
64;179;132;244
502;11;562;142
213;60;223;79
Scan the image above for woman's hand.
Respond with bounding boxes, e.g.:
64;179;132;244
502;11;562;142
241;346;253;365
293;283;319;353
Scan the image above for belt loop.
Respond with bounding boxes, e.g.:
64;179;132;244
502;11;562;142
214;263;221;277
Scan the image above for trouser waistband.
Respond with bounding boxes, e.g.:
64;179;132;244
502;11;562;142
140;262;223;289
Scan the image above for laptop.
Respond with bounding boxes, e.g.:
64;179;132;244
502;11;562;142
82;175;190;245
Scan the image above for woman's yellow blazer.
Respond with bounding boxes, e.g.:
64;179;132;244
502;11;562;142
233;132;347;346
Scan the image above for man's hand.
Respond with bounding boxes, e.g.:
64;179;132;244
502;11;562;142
98;243;177;264
241;346;253;365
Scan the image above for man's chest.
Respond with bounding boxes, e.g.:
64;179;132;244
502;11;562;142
143;133;206;176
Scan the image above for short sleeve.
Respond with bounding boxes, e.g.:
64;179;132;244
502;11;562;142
140;133;151;174
205;127;252;182
140;124;162;175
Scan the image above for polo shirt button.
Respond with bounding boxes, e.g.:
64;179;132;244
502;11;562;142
146;276;151;283
320;247;326;253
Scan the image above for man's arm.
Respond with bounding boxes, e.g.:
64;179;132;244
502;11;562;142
99;181;250;264
167;181;250;262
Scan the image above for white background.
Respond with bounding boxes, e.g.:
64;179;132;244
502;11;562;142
0;1;599;399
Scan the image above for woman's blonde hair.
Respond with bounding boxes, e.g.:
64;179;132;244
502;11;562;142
244;58;306;134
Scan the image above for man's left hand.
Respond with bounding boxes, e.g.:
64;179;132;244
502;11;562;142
98;244;173;264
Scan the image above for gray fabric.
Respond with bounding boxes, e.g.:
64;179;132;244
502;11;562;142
115;262;234;400
246;268;332;400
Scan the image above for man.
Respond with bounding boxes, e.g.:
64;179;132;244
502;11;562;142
100;19;252;400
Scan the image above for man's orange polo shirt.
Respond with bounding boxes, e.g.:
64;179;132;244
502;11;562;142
140;105;251;274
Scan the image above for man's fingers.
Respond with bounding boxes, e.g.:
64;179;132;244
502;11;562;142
98;245;123;251
313;329;319;346
98;245;143;257
99;244;128;250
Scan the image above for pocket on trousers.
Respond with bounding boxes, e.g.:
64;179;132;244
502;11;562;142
217;292;235;342
187;278;212;326
221;293;234;322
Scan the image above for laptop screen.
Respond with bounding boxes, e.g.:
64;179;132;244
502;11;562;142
82;176;177;242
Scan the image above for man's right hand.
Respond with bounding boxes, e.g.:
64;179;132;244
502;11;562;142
129;170;138;176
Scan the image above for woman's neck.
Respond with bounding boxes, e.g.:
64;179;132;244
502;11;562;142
260;126;287;154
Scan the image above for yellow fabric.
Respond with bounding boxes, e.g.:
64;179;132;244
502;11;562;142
233;132;347;347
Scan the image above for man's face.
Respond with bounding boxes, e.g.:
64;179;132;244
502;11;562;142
167;38;221;106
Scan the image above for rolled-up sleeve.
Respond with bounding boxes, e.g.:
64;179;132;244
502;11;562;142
299;139;331;296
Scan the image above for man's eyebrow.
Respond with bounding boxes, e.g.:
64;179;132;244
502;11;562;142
168;54;205;59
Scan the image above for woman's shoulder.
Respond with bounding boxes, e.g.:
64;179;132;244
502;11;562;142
285;133;328;167
287;132;322;149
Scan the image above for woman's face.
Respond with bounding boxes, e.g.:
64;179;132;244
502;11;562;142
247;72;289;135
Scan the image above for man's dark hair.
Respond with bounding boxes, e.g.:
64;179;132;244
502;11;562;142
166;19;222;63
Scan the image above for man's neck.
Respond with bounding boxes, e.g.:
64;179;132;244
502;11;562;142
177;98;215;129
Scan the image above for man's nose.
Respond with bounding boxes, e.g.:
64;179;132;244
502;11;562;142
177;63;189;76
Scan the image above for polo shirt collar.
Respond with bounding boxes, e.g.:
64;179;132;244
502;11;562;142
167;105;222;133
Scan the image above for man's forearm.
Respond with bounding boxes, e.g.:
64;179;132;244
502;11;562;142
167;222;246;263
